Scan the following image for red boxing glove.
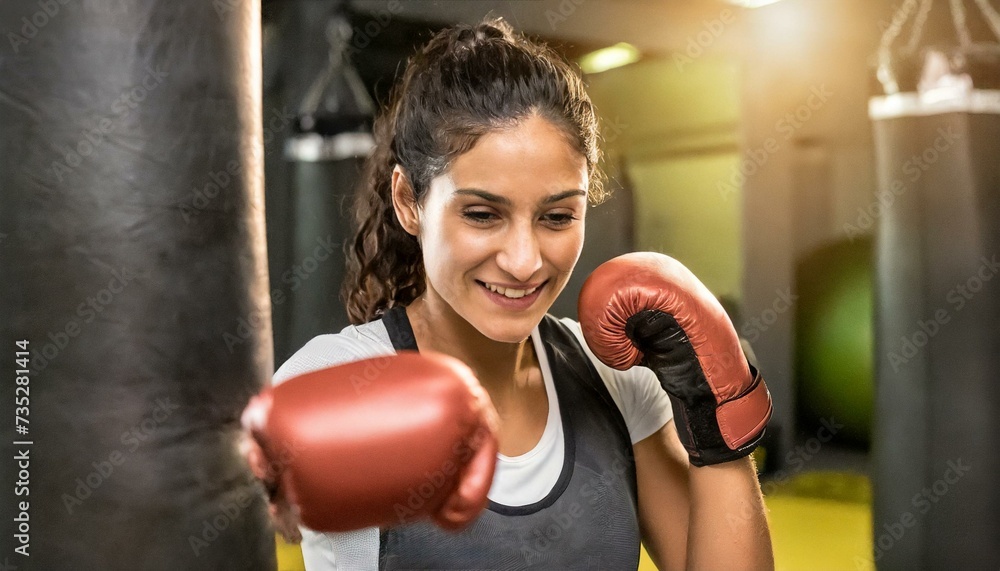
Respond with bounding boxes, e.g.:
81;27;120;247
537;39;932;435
241;351;499;534
578;252;772;466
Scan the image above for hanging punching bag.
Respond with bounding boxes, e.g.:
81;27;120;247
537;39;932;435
283;12;374;354
0;1;274;569
869;2;1000;569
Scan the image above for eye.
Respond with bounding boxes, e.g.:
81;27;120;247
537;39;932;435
542;213;578;227
462;210;499;225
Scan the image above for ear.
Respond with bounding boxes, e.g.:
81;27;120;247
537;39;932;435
391;165;420;237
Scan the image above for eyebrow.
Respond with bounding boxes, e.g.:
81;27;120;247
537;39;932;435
453;188;587;206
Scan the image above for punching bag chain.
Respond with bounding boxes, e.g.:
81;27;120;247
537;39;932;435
879;0;922;94
878;0;1000;94
906;0;935;54
950;0;974;47
972;0;1000;40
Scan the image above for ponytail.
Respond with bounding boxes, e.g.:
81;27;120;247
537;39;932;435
342;100;425;325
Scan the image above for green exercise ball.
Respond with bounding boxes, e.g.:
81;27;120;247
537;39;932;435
795;237;874;446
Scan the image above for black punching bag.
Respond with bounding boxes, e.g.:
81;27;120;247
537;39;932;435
869;3;1000;569
0;1;274;569
283;12;374;353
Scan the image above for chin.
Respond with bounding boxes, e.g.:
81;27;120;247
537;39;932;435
486;334;533;346
488;330;533;344
466;311;541;343
474;312;545;344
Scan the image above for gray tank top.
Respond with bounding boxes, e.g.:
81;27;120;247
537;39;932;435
377;306;641;570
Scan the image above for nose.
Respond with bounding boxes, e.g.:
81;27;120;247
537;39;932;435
496;220;543;283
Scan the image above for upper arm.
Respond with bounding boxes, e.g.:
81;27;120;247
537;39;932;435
633;419;691;571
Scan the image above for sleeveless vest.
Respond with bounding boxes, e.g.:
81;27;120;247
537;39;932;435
377;306;641;570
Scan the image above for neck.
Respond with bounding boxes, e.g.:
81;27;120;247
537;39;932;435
405;294;535;393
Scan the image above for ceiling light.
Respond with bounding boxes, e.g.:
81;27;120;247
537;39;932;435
579;43;641;74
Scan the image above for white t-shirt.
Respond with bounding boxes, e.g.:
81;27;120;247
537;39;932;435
272;316;673;571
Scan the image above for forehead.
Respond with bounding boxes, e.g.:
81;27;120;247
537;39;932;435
443;115;589;195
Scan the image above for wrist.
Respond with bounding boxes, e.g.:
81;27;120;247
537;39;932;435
658;361;769;467
688;452;756;473
687;455;763;498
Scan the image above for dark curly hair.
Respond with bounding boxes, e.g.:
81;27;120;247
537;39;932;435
342;16;606;325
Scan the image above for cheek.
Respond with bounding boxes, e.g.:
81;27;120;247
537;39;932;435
546;228;585;273
420;217;484;281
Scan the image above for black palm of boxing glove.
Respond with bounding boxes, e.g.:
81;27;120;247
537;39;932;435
578;252;772;467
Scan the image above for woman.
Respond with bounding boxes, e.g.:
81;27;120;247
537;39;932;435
271;17;774;570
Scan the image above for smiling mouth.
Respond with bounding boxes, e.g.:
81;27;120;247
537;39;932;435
476;280;546;299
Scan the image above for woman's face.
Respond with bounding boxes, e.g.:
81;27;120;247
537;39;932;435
396;114;589;343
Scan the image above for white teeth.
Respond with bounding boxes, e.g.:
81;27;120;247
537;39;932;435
484;282;539;299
